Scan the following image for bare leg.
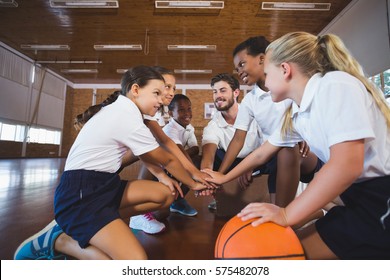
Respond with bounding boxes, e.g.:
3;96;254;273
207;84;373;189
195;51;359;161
55;179;174;259
55;233;111;260
275;147;300;207
90;219;147;260
296;223;338;260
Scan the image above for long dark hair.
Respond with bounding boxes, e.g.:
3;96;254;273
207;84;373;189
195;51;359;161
74;65;164;129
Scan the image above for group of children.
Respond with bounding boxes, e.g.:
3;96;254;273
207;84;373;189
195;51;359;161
14;31;390;260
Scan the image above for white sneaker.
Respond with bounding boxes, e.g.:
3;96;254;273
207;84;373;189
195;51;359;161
129;213;166;234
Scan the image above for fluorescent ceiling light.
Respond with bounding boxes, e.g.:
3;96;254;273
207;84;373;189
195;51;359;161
61;69;98;73
174;69;212;74
261;2;331;11
168;45;216;51
116;69;128;74
0;0;18;7
50;0;119;8
155;1;224;9
21;44;70;51
94;44;142;51
36;60;102;64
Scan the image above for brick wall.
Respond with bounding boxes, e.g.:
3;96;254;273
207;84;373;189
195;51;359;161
0;85;245;159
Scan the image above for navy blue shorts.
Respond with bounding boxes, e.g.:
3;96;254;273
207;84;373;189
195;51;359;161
316;175;390;259
300;158;324;183
54;170;127;248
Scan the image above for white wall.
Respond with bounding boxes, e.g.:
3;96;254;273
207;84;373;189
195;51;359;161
319;0;390;76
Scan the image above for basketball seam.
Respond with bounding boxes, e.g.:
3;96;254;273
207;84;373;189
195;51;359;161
221;221;253;258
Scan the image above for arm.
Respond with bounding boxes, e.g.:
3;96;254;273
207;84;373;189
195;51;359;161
145;119;210;185
200;143;218;170
239;140;365;227
139;146;205;191
142;160;183;197
185;146;199;158
218;129;247;173
204;141;281;185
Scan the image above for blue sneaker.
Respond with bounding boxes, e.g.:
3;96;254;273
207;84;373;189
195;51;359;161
14;220;66;260
170;199;198;216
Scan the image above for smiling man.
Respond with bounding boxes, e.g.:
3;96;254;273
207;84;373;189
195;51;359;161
201;73;262;210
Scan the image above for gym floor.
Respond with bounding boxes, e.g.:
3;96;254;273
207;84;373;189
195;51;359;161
0;158;227;260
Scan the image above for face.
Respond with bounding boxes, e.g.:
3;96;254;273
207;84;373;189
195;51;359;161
130;79;164;116
212;80;236;111
233;49;265;86
263;53;288;102
161;74;176;106
170;99;192;127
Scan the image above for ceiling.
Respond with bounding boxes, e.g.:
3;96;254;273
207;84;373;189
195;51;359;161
0;0;353;85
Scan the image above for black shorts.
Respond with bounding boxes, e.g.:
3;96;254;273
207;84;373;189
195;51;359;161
316;175;390;259
54;170;127;248
300;158;324;183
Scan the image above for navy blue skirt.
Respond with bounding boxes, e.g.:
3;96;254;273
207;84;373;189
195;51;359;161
316;175;390;259
54;170;127;248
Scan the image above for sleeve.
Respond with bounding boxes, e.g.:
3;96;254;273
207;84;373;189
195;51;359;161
201;121;220;146
318;80;375;148
186;127;198;148
119;114;159;156
267;122;302;148
233;94;254;132
162;124;182;145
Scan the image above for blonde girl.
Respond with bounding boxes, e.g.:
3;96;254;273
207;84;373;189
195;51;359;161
204;32;390;259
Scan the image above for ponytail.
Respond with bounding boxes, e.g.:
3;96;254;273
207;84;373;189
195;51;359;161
73;91;121;130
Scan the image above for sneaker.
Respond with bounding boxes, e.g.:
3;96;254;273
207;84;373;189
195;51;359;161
208;200;217;211
14;220;65;260
170;199;198;216
129;213;166;234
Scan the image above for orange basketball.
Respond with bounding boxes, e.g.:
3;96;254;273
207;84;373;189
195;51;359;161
215;216;305;259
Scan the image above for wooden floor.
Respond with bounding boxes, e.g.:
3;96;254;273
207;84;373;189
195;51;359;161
0;158;228;260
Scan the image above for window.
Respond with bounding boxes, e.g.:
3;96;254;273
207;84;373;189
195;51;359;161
371;69;390;97
0;122;25;142
0;121;61;145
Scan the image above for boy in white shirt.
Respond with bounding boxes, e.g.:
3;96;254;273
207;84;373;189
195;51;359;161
163;94;199;216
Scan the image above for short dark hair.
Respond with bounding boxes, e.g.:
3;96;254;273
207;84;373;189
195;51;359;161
168;94;191;111
233;36;270;57
210;73;240;91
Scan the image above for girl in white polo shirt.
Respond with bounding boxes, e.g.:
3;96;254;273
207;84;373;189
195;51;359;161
14;66;206;260
204;32;390;259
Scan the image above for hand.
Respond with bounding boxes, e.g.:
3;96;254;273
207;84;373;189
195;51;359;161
237;202;289;227
192;168;213;188
298;141;310;158
237;170;253;190
201;168;227;185
157;173;183;198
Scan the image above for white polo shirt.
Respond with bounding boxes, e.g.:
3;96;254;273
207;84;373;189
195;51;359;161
268;71;390;181
65;95;159;173
234;84;291;142
163;118;198;149
144;105;170;127
202;107;262;158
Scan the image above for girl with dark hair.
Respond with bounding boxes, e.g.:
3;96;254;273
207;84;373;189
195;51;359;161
14;65;207;260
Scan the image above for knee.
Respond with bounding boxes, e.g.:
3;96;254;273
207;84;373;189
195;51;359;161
158;185;175;207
